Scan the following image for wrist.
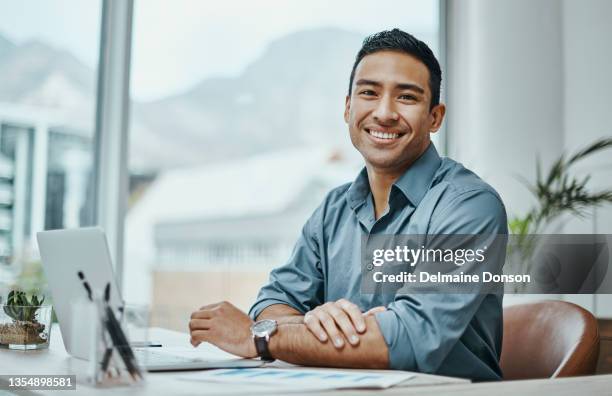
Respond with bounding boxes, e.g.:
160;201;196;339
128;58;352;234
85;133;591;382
268;322;299;359
247;337;258;358
251;319;278;361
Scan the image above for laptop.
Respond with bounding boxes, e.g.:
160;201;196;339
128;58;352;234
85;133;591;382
36;227;263;371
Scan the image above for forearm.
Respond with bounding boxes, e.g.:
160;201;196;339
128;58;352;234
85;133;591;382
268;315;389;369
256;303;304;325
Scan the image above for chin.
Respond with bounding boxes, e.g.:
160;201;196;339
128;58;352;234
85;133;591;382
364;155;407;171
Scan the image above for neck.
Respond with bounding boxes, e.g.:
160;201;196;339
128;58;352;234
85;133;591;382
366;143;431;220
366;165;404;220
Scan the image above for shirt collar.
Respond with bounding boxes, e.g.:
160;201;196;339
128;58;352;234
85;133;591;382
346;143;442;210
393;143;441;206
346;167;370;210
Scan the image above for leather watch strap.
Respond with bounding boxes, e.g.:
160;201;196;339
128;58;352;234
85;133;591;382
254;335;274;362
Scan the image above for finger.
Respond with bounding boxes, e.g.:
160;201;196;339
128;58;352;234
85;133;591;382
199;303;218;310
325;303;359;346
337;299;366;333
364;306;387;316
191;310;213;320
189;318;212;332
190;330;209;347
314;310;344;348
304;311;328;342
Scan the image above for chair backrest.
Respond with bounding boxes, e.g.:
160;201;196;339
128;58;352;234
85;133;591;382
500;300;600;379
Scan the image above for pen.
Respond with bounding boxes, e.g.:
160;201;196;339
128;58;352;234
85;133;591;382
102;283;142;381
98;281;141;381
104;305;142;380
77;271;93;301
130;341;162;347
100;346;113;376
104;282;110;303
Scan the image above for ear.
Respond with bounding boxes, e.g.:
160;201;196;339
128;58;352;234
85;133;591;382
344;95;351;124
428;103;446;133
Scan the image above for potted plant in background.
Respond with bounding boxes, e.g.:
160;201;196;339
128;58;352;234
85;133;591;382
507;137;612;293
0;290;52;349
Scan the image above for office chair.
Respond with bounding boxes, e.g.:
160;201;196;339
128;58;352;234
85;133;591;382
500;300;600;379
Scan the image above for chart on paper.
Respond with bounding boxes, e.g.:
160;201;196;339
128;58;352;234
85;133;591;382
180;368;415;391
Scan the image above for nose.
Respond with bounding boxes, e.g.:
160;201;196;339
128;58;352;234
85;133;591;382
372;95;399;124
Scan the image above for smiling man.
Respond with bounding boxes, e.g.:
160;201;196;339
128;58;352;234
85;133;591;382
189;29;507;381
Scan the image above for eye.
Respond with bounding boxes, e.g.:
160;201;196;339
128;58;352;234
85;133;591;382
359;90;376;96
399;94;417;101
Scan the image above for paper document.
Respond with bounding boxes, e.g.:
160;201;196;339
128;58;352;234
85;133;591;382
154;345;240;360
180;367;415;391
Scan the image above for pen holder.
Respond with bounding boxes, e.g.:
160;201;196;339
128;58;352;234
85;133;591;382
120;304;150;347
72;297;144;386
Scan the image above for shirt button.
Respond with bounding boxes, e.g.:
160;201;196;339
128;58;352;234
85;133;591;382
366;263;373;271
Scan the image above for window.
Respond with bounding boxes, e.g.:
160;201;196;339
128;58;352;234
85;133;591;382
127;0;441;330
0;1;102;293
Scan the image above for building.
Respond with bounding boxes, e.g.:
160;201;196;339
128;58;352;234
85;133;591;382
124;146;360;329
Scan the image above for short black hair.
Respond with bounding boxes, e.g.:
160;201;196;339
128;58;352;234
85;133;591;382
348;29;442;110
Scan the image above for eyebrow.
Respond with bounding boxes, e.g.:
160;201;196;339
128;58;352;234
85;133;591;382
355;79;425;94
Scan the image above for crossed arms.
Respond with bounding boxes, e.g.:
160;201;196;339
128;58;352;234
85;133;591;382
257;302;388;368
188;189;507;374
189;300;389;369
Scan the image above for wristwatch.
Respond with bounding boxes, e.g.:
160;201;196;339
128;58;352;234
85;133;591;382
250;319;277;361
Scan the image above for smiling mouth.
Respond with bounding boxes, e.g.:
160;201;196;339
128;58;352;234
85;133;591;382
365;128;406;140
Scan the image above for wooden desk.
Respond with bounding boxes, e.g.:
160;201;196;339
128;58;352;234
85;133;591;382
1;326;611;395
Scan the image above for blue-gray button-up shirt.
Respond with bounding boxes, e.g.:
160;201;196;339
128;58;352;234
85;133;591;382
249;143;508;381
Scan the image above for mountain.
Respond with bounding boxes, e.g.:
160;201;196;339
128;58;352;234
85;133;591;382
0;28;400;170
130;28;364;170
0;38;94;113
0;34;16;59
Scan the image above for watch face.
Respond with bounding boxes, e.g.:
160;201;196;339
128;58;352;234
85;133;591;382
252;319;277;337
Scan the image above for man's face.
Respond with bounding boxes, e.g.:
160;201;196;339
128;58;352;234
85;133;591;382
344;50;445;174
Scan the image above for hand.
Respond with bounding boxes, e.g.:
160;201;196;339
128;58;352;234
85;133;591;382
364;306;386;316
303;299;386;349
189;301;257;358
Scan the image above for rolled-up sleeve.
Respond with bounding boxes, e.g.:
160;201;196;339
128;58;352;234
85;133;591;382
375;189;507;373
248;215;325;320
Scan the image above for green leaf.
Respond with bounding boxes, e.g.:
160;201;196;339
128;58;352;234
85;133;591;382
511;136;612;234
567;138;612;165
3;290;45;322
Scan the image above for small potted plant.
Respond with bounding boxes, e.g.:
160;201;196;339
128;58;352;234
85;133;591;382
0;290;52;350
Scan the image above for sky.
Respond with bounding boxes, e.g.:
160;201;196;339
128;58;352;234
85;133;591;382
0;0;102;67
0;0;439;102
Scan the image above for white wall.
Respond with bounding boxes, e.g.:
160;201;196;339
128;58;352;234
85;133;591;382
562;0;612;315
446;0;565;217
446;0;612;315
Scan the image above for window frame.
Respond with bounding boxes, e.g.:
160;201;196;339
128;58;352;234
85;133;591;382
93;0;134;290
109;0;445;294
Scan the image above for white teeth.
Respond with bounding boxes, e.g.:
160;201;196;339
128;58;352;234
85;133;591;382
368;129;400;140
